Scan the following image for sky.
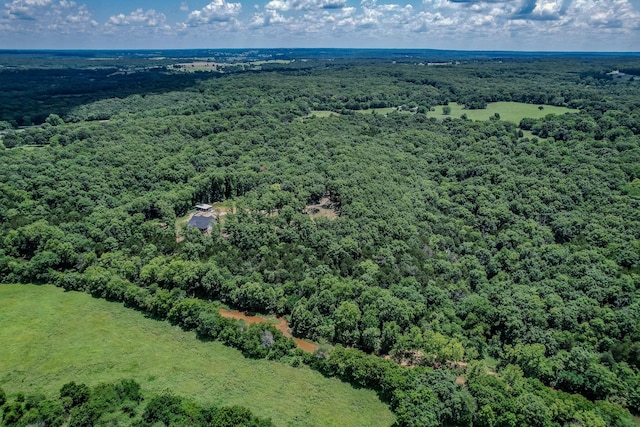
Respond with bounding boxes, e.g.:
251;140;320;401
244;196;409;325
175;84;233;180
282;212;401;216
1;0;639;51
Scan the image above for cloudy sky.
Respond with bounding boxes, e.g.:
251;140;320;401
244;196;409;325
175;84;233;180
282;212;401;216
1;0;639;51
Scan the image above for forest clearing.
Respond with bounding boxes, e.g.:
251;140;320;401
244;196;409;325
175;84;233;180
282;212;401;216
428;101;579;123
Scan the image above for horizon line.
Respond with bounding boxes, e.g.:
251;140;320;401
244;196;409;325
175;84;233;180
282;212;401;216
0;48;639;54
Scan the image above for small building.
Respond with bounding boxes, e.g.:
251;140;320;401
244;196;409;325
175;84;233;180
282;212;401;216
195;203;213;212
187;214;214;233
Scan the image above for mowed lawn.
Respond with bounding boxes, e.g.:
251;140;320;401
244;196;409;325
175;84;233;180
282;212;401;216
0;284;395;427
428;102;579;123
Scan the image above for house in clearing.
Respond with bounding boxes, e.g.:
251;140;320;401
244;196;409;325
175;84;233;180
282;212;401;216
187;214;215;233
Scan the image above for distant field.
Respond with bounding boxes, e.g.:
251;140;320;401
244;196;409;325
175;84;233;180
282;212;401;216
355;107;400;115
169;62;219;72
169;60;292;72
308;110;341;118
308;107;413;118
309;103;575;123
249;60;292;65
0;284;395;427
428;102;578;123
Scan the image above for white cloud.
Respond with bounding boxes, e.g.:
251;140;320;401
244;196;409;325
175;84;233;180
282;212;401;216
237;0;640;48
412;11;456;32
5;0;52;20
186;0;242;25
568;0;640;29
351;0;414;31
108;8;167;27
2;0;95;34
1;0;639;50
265;0;347;12
53;1;95;30
249;8;289;27
511;0;567;20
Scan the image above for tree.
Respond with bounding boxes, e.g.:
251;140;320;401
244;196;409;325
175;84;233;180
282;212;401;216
381;321;401;354
45;114;64;126
59;382;90;411
2;131;19;148
362;327;382;353
392;386;439;427
443;106;452;115
115;379;142;403
515;393;553;427
141;392;185;425
476;404;497;427
572;411;607;427
1;401;25;425
211;405;256;427
334;301;361;345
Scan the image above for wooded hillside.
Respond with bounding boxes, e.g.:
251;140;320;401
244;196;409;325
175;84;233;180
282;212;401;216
1;53;640;426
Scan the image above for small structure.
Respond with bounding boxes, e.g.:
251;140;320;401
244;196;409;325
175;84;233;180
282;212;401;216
187;214;214;233
195;204;213;212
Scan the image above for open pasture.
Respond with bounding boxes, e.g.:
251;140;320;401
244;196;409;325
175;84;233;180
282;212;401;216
0;284;395;427
429;101;578;123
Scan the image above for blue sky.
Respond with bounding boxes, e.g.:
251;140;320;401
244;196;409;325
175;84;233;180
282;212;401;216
1;0;639;51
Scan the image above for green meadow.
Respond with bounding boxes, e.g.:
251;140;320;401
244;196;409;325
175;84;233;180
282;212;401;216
428;101;578;123
309;102;576;124
0;284;395;427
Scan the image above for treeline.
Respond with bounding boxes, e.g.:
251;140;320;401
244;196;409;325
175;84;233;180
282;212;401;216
0;67;206;126
2;56;639;129
0;379;273;427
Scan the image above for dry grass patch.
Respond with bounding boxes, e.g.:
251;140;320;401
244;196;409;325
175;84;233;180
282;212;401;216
304;197;339;220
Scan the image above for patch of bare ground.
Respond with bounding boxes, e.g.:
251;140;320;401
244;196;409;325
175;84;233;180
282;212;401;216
218;308;318;353
304;196;339;220
385;353;475;386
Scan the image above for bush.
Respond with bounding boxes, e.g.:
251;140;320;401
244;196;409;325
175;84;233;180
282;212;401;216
59;382;90;411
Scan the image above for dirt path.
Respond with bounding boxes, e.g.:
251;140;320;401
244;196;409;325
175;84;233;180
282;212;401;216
218;308;318;353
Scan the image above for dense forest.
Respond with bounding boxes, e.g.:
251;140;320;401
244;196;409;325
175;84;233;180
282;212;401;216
1;51;640;426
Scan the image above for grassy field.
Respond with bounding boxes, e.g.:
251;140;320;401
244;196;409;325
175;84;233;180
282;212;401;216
309;102;575;124
309;107;412;118
308;110;340;118
521;129;549;141
428;102;578;123
0;284;395;427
